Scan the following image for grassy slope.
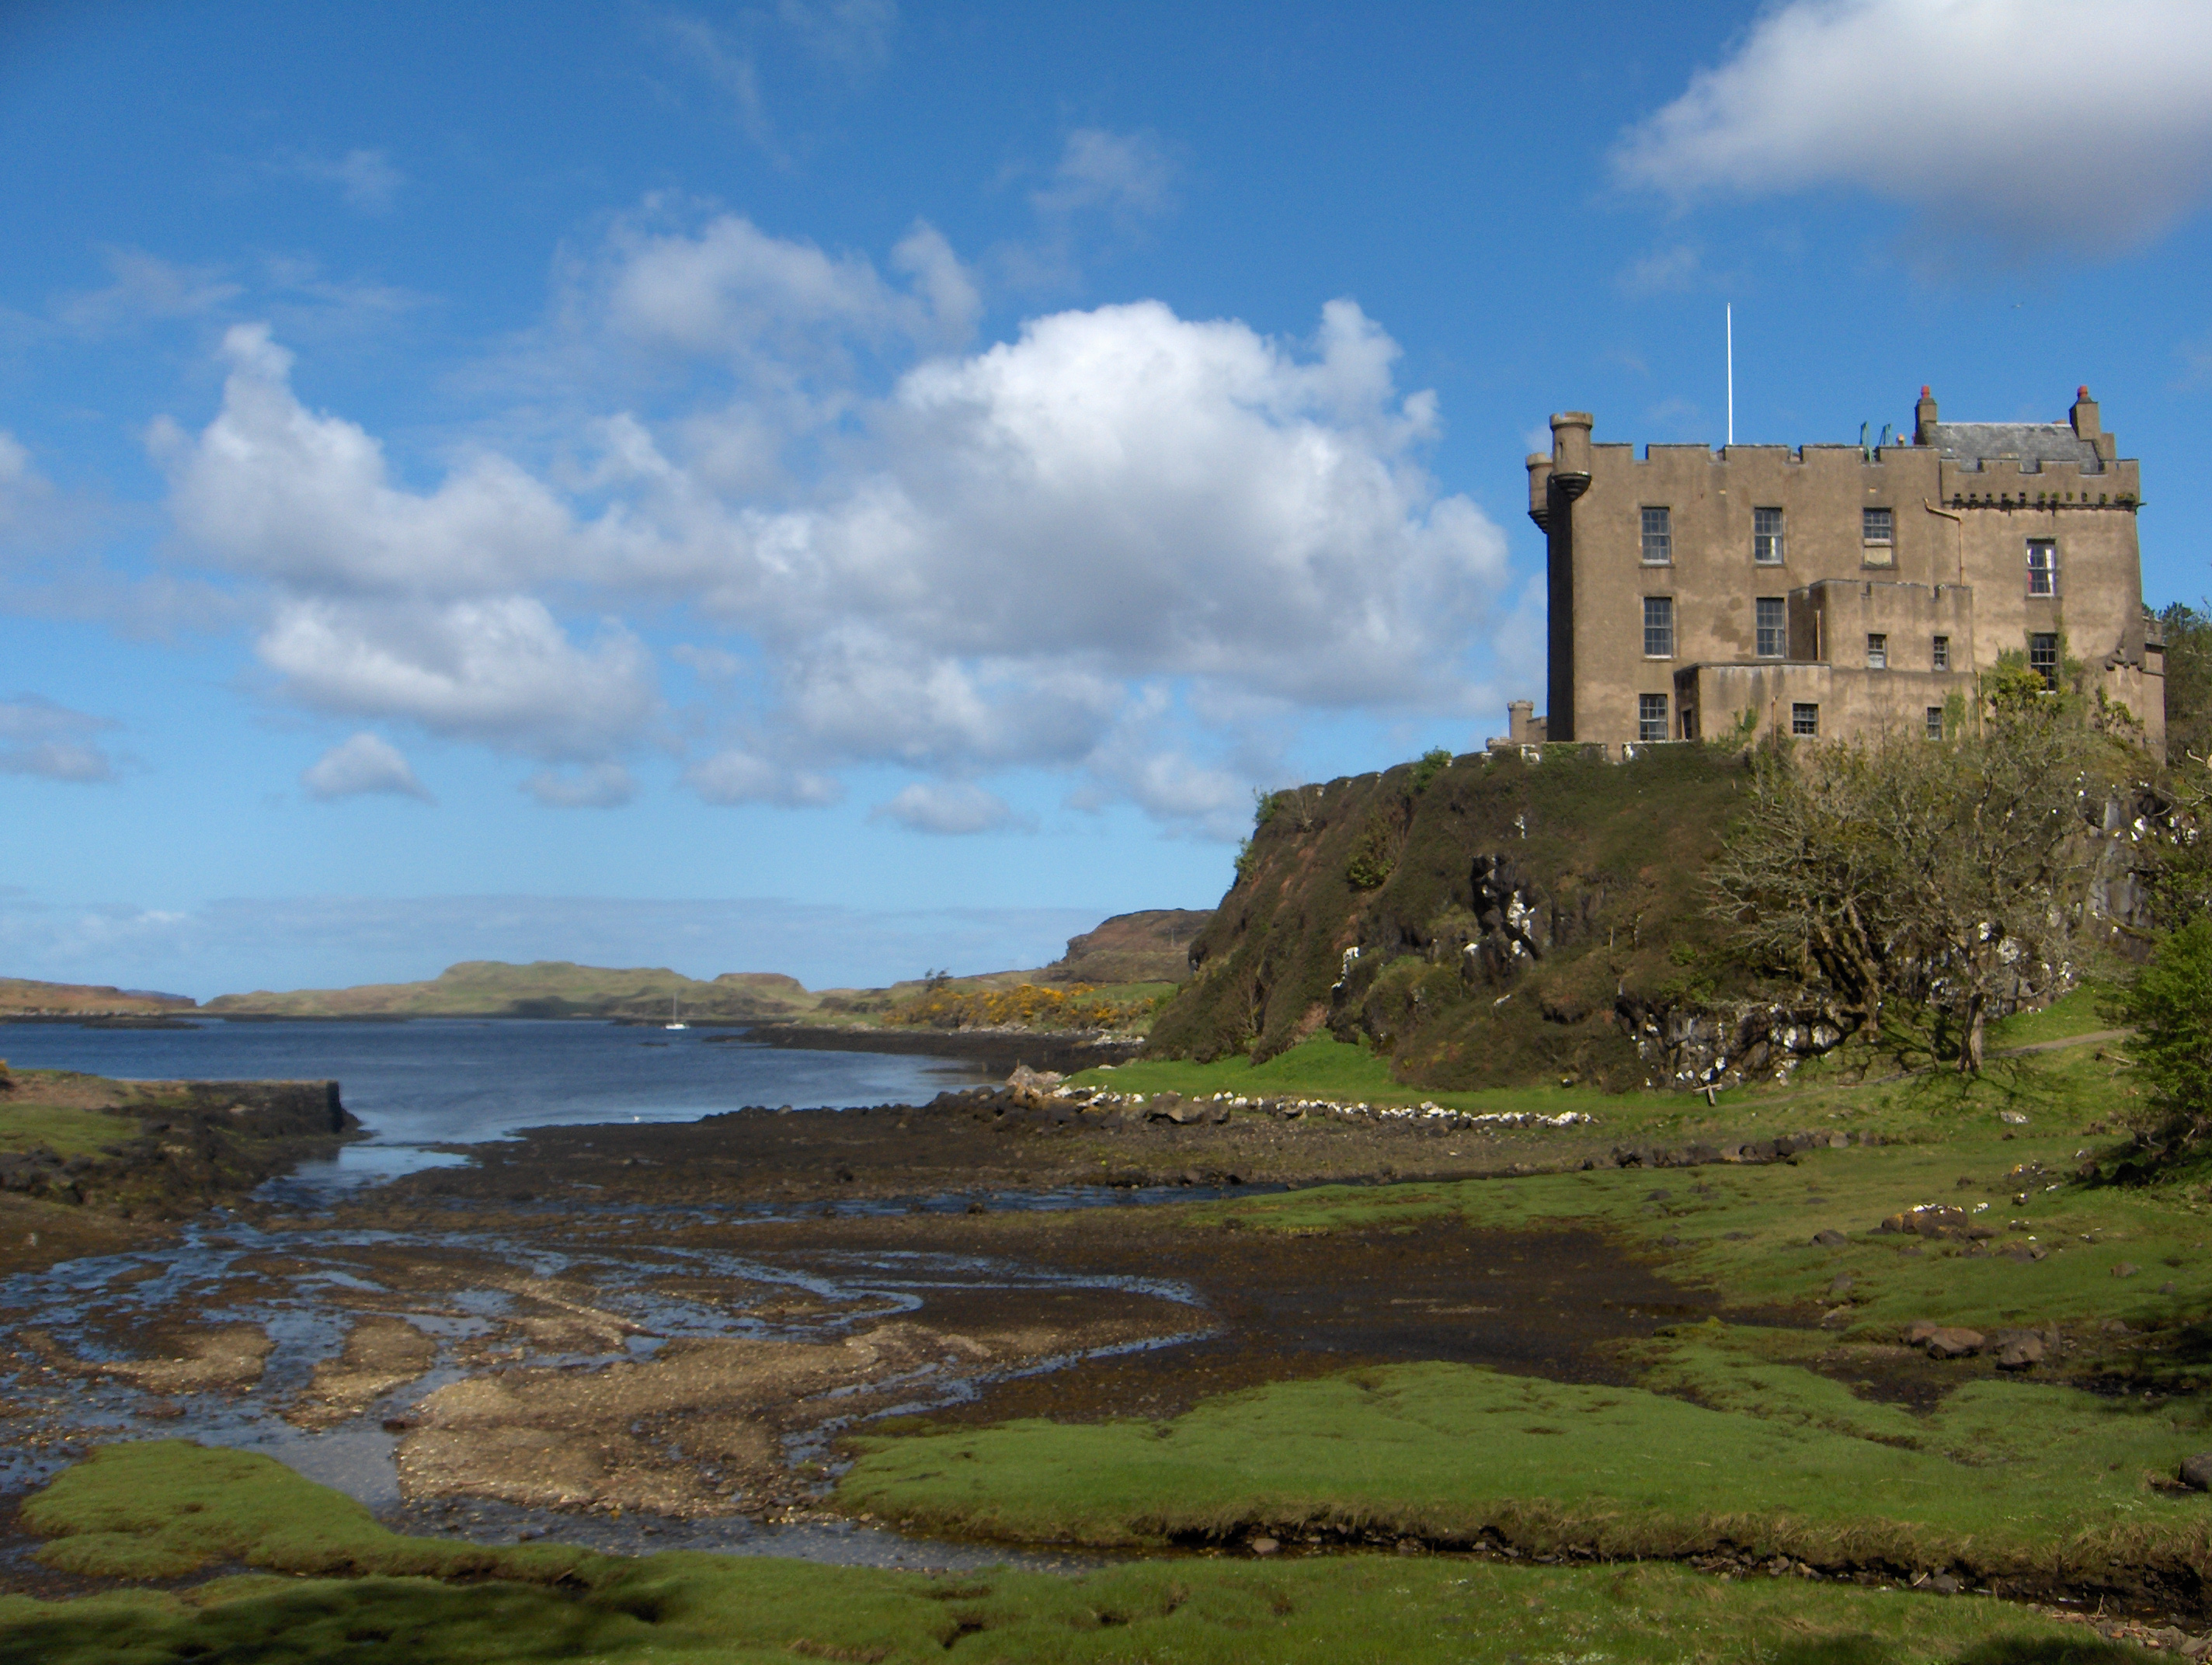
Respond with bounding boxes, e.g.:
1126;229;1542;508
0;1443;2143;1664
1146;745;1750;1084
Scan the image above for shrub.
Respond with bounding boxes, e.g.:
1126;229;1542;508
2118;919;2212;1126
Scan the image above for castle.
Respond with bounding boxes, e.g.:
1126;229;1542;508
1508;387;2164;757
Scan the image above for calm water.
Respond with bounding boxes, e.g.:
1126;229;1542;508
0;1018;990;1181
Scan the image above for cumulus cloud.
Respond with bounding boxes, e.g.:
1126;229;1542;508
159;325;596;597
522;762;635;808
0;696;119;782
301;732;433;801
606;212;976;360
149;212;1510;835
258;596;655;760
1616;0;2212;250
683;747;843;807
869;781;1030;836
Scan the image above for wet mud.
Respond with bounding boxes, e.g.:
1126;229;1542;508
0;1090;1729;1580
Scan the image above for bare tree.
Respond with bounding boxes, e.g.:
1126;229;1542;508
1708;744;1904;1038
1712;700;2100;1071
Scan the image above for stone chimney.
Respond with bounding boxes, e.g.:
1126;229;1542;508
1914;385;1938;446
2071;385;2114;461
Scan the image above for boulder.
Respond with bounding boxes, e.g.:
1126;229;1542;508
1921;1326;1984;1359
2181;1455;2212;1493
1991;1331;2044;1371
1006;1063;1064;1093
1878;1204;1973;1239
2112;1261;2140;1279
1811;1229;1849;1249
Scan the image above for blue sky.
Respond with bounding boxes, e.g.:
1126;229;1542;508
5;0;2211;998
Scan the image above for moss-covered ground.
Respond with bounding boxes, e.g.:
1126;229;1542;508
0;1443;2154;1663
855;1013;2212;1606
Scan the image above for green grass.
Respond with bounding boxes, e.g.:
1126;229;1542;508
1072;1033;1591;1114
840;1354;2212;1580
1984;986;2124;1051
19;1442;600;1584
1192;1055;2210;1332
0;1104;140;1159
0;1444;2155;1664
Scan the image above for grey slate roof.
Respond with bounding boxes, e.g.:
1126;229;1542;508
1925;421;2103;471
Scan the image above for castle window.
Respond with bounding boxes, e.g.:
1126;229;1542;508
2027;539;2057;596
1638;693;1668;742
1755;597;1786;658
1754;507;1785;565
1792;702;1820;737
1643;596;1675;659
2029;631;2059;687
1640;506;1672;565
1932;634;1949;670
1926;706;1945;740
1862;506;1894;544
1866;633;1887;669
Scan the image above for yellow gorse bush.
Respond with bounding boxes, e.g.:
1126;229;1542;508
888;982;1154;1033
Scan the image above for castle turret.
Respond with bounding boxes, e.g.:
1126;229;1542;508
1549;412;1593;499
1525;453;1553;528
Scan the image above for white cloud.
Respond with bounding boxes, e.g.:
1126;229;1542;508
1031;128;1176;221
57;249;242;334
1616;0;2212;251
0;432;56;544
522;762;635;808
0;696;120;782
282;148;405;214
606;210;976;360
258;597;656;761
160;324;596;596
148;217;1511;835
869;781;1030;836
1619;243;1701;296
683;747;843;807
777;0;898;75
301;732;433;801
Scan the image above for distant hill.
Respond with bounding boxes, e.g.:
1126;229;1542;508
0;978;198;1017
204;961;820;1021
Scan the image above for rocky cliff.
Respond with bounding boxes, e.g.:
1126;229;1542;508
1145;746;1785;1090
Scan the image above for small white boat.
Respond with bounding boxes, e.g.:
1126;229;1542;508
664;996;688;1031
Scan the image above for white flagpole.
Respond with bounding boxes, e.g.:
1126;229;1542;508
1726;303;1734;447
